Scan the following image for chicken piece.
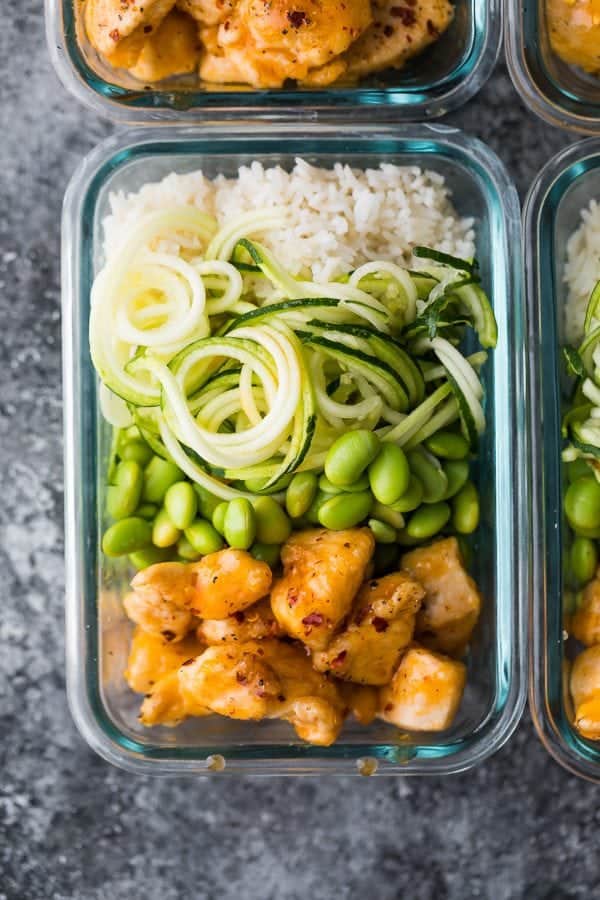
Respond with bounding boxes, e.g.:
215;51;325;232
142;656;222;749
124;626;204;693
547;0;600;76
199;0;372;88
130;550;272;621
123;589;193;643
344;0;454;77
84;0;175;62
197;597;282;644
178;644;283;719
570;645;600;740
571;574;600;647
156;639;345;744
379;645;466;732
129;9;201;81
271;528;375;651
339;682;379;726
401;537;481;657
312;571;425;685
176;0;236;24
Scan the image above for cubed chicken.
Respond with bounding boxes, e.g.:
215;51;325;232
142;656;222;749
130;9;200;81
401;537;481;656
123;588;193;643
570;645;600;740
141;639;345;745
547;0;600;76
130;549;272;621
84;0;176;61
312;571;425;685
343;0;454;77
199;0;372;87
571;574;600;647
379;645;466;732
270;528;375;651
124;626;204;693
197;597;282;644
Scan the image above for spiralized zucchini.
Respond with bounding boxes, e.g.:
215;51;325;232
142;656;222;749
90;208;495;496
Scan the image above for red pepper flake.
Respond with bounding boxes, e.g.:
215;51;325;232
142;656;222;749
287;588;299;608
302;612;324;627
161;630;176;642
181;658;195;667
236;671;248;684
233;611;246;623
426;18;440;36
384;24;394;36
331;650;347;668
384;703;393;712
287;10;310;28
109;28;120;42
143;24;153;33
391;6;417;26
372;617;389;633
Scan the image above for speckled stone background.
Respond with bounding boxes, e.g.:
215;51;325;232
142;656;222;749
2;3;599;898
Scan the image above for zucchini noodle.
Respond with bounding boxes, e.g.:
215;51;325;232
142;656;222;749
91;206;496;495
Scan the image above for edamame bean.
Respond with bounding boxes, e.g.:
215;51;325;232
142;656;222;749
152;508;182;548
571;536;598;584
102;517;153;557
318;491;373;530
106;460;143;521
185;519;224;555
372;501;405;530
565;477;600;533
452;482;480;535
253;497;292;545
224;498;256;550
388;476;423;513
368;443;410;506
165;481;198;530
407;449;448;504
119;438;153;467
251;542;281;567
567;459;592;484
373;543;399;576
286;472;318;518
212;502;229;536
442;460;470;500
325;430;380;487
368;518;397;544
425;430;470;460
136;503;158;520
319;474;370;495
143;457;184;504
129;546;173;570
176;536;202;562
406;501;451;540
193;484;222;521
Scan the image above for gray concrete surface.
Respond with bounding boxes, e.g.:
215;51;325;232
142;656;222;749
1;3;597;898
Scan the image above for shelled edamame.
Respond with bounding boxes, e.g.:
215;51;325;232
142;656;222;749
102;421;481;573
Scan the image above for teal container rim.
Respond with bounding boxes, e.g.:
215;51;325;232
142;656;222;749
46;0;500;122
62;124;526;775
505;0;600;135
525;138;600;783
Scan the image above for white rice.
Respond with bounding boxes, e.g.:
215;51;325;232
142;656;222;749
564;199;600;344
103;158;475;284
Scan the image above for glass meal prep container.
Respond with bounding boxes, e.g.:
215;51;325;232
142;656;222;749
526;138;600;782
62;123;526;775
506;0;600;135
46;0;500;122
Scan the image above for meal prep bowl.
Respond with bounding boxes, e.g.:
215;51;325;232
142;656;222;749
506;0;600;134
46;0;500;122
526;138;600;782
62;123;525;775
